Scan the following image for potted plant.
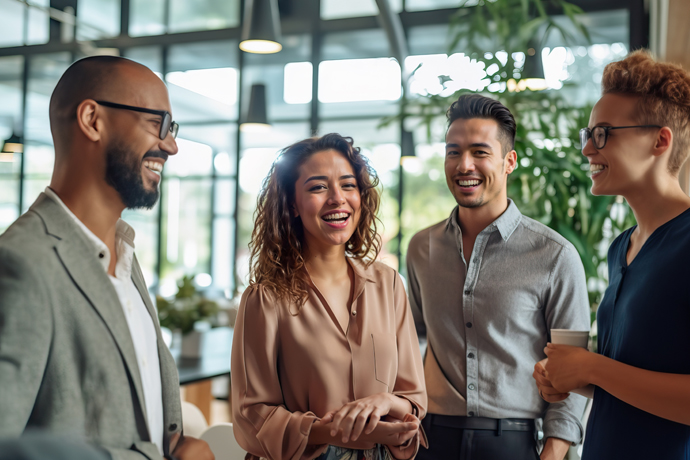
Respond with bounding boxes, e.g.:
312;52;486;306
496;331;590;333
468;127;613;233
157;275;220;358
391;0;636;349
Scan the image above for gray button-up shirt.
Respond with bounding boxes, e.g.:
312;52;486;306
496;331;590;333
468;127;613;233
406;200;589;443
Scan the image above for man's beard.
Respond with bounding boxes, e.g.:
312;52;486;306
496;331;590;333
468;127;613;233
105;142;164;210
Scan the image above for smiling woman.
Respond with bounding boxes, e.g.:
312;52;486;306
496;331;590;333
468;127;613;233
230;133;428;460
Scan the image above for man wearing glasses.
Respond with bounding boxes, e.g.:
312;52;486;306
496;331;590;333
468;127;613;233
0;56;213;460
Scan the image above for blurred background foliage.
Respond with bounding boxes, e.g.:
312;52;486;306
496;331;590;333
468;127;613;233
392;0;637;336
157;275;220;334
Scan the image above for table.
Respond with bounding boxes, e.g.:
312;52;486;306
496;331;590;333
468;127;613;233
173;327;233;423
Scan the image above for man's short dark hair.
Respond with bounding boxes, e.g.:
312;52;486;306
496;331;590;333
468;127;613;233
446;94;516;155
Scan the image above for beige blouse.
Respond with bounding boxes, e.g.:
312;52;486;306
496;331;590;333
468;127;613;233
231;259;427;460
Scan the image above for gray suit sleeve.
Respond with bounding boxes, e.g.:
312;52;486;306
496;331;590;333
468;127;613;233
0;248;53;437
105;443;164;460
542;243;591;444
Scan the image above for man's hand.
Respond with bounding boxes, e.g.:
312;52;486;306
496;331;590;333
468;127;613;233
533;359;569;403
169;433;214;460
322;393;410;443
543;344;595;393
540;437;571;460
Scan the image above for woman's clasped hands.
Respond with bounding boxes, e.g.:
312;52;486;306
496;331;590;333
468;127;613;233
317;393;420;449
533;343;599;402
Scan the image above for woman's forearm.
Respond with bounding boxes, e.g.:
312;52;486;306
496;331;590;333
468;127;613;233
590;353;690;425
308;422;376;449
388;395;413;420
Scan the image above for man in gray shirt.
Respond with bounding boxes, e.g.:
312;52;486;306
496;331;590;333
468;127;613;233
407;94;589;460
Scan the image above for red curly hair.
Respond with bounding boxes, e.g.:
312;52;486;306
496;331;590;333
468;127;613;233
248;133;382;311
602;50;690;173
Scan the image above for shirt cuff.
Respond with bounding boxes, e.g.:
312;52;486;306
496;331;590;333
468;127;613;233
542;417;584;445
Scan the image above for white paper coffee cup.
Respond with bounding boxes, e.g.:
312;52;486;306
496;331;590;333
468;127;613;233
550;329;589;348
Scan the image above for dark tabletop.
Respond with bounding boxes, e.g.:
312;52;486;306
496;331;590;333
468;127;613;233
173;327;233;385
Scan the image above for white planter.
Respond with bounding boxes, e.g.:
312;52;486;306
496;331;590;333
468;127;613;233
180;330;205;358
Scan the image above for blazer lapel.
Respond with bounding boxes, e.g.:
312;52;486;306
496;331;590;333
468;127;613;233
32;194;149;430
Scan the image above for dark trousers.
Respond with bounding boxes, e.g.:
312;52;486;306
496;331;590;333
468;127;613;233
417;414;540;460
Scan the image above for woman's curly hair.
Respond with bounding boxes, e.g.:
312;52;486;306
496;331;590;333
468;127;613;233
602;49;690;173
248;133;381;310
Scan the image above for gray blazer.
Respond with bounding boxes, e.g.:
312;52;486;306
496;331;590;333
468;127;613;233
0;193;182;460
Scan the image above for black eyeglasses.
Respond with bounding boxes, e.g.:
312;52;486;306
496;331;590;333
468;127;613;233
579;125;661;151
95;100;179;140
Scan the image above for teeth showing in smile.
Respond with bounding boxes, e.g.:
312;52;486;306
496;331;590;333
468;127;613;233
590;164;607;175
457;180;481;186
322;212;349;222
144;160;163;175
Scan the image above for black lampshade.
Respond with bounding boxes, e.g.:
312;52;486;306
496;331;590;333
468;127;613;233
1;133;23;154
239;0;282;54
401;130;415;158
522;43;545;80
240;84;271;132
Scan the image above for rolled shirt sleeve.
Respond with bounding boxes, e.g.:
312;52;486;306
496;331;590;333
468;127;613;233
231;286;326;460
542;243;591;444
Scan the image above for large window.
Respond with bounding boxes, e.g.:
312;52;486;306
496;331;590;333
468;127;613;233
0;0;642;298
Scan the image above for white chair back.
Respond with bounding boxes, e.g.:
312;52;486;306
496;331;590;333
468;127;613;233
181;400;209;438
201;423;247;460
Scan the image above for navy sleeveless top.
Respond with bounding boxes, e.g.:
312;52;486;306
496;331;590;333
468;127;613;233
582;209;690;459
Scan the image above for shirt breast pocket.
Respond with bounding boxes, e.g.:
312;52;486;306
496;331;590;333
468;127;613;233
372;333;397;387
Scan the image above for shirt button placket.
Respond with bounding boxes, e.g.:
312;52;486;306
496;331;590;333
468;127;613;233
463;233;484;418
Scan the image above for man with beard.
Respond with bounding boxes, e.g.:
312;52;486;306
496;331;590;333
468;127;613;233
406;94;590;460
0;56;213;460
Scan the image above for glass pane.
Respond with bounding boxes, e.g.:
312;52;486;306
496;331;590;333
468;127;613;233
175;124;237;176
408;24;451;56
0;56;23;145
0;177;19;234
319;58;401;103
214;178;235;216
160;178;213;294
27;0;50;45
321;0;401;19
406;0;470;11
169;0;240;33
318;119;400;269
167;41;240;123
541;10;630;105
77;0;121;40
24;54;72;209
236;122;311;287
129;0;166;37
122;204;160;288
124;47;163;75
0;0;25;47
242;34;312;121
24;143;54;175
212;216;234;292
320;30;400;118
22;178;51;213
399;126;458;276
165;138;214;177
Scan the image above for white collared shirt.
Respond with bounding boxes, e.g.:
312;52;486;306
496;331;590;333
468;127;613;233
44;187;164;455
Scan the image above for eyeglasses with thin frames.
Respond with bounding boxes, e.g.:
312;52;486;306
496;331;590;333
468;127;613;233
579;125;661;152
95;100;179;140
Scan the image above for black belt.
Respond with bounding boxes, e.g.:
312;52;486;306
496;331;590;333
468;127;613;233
428;414;535;434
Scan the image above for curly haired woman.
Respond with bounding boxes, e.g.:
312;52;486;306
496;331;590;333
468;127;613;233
231;133;427;460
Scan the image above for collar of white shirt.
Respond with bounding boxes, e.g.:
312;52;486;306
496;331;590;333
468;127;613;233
43;187;136;280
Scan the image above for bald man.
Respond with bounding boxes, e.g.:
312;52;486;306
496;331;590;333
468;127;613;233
0;56;213;460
